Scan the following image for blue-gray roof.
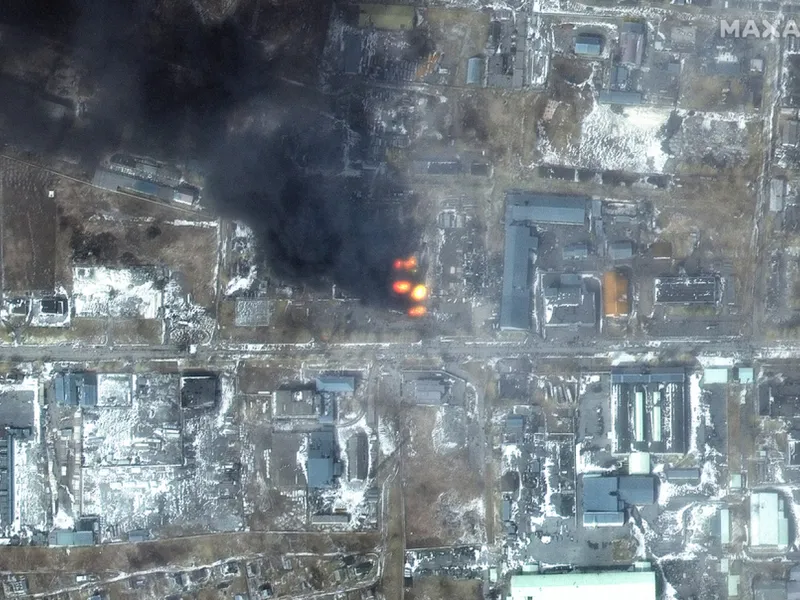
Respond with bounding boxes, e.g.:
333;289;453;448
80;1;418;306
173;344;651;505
506;192;588;225
308;429;339;488
466;56;484;85
48;530;94;546
55;372;97;406
92;168;174;202
343;32;362;75
499;224;537;331
315;376;355;393
598;91;643;106
575;34;603;55
563;242;589;260
617;476;657;505
582;476;620;512
609;240;634;259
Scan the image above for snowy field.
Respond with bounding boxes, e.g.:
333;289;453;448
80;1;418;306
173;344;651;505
72;266;163;319
539;103;672;173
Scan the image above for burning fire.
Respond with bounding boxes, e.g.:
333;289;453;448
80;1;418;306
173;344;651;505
393;256;418;271
410;284;428;302
392;256;428;317
392;280;412;294
408;305;427;317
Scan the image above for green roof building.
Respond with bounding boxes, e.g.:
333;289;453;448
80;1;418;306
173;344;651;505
510;570;657;600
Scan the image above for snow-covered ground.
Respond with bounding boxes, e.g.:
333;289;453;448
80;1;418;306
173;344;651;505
72;266;163;319
539;103;672;173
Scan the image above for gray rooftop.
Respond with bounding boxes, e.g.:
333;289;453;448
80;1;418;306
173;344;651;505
315;376;355;394
499;224;538;331
609;240;634;260
506;192;588;225
598;91;644;106
617;476;657;505
307;429;339;488
582;476;620;513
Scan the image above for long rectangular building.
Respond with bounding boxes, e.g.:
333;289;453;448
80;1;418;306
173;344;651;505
510;570;657;600
500;224;537;331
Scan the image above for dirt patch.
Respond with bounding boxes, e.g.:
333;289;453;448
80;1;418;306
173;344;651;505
0;157;56;291
406;577;481;600
402;406;483;547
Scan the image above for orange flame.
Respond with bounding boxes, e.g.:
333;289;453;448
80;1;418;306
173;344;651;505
408;305;427;317
410;284;428;302
392;280;412;294
393;256;418;271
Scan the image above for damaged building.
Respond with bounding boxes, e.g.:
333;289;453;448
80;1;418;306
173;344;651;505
581;474;658;527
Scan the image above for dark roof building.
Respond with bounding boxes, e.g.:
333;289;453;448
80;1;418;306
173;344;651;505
54;372;97;406
307;429;341;488
500;224;538;331
582;475;657;526
617;475;657;504
506;192;589;225
609;240;634;260
783;120;800;147
343;32;363;75
575;33;603;56
180;375;218;409
654;276;719;304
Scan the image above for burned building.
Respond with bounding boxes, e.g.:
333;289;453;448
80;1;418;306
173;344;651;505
611;367;689;454
180;374;218;410
654;276;719;304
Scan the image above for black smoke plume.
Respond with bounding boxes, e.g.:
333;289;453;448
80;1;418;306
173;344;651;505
0;0;418;302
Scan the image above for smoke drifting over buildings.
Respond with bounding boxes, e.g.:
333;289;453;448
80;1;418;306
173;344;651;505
0;0;418;301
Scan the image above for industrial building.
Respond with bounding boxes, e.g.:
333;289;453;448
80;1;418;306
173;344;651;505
541;273;598;329
582;475;657;526
611;367;689;453
409;379;447;405
307;429;342;489
603;270;630;317
619;22;645;66
750;491;791;550
654;276;719;304
509;569;657;600
466;56;484;85
575;33;603;56
54;372;98;407
92;168;198;206
499;223;538;331
315;376;355;394
609;240;634;260
505;191;589;225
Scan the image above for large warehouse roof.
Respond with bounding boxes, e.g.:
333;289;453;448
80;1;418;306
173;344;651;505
500;224;538;330
510;570;657;600
506;192;588;225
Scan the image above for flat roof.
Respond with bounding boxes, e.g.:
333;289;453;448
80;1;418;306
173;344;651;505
750;491;790;547
611;367;685;384
506;191;588;225
500;224;537;330
510;571;657;600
